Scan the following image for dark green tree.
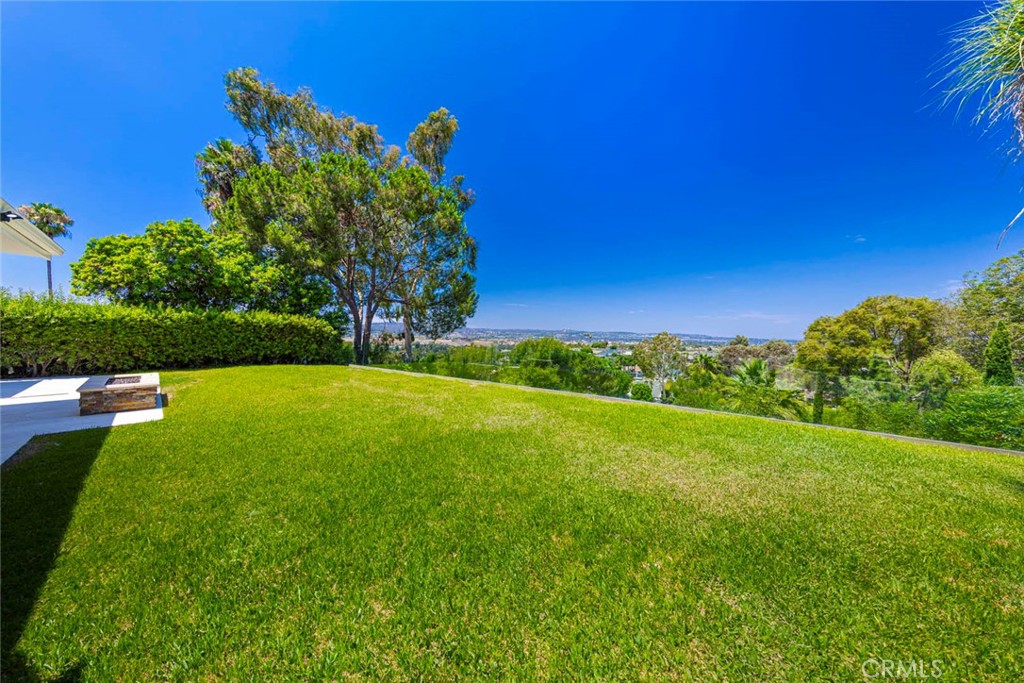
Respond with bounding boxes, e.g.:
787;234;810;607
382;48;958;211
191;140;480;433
209;69;476;364
70;218;339;323
985;321;1016;385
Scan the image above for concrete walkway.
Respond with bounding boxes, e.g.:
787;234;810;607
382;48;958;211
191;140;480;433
0;377;163;464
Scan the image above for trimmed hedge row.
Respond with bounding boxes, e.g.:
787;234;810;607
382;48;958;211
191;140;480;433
0;293;350;376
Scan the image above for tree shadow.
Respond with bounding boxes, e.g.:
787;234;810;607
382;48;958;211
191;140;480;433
1;428;109;682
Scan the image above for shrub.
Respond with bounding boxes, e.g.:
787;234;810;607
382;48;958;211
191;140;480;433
630;382;653;401
924;387;1024;450
984;321;1016;386
0;292;347;376
911;349;982;408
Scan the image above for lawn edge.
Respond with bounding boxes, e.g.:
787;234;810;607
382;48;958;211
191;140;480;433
349;365;1024;458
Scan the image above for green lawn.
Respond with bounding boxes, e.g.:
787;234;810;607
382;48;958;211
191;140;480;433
3;366;1023;681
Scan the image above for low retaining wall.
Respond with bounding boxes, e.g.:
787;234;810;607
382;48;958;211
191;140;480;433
79;373;160;415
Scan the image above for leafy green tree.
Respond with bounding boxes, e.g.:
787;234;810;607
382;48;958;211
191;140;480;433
389;108;478;360
759;339;795;370
508;338;630;396
18;202;73;296
948;249;1023;370
629;382;653;402
718;343;761;374
210;69;476;365
729;335;750;346
985;321;1016;385
911;349;983;408
633;332;685;384
797;296;942;386
70;219;338;322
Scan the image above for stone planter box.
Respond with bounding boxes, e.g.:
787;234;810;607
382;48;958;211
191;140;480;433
79;373;161;416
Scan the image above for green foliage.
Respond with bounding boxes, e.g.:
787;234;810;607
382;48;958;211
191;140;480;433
210;69;477;365
924;387;1024;450
911;349;983;408
508;338;631;396
387;339;630;397
17;202;73;240
812;380;825;424
948;249;1023;369
0;292;347;376
629;382;653;401
70;219;341;326
940;0;1024;160
733;358;776;388
985;321;1016;385
632;332;685;383
723;385;807;422
823;393;927;438
797;295;943;384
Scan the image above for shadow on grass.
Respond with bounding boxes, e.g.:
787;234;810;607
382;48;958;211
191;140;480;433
1;428;109;683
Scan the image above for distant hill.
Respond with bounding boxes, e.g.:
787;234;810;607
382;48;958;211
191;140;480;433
370;323;795;345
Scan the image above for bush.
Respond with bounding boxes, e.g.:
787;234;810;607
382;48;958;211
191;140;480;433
924;387;1024;450
0;292;348;376
630;382;653;401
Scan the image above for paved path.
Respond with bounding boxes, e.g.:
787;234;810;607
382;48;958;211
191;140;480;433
0;377;163;463
351;365;1023;458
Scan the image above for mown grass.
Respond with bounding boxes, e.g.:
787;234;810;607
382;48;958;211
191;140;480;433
2;365;1023;681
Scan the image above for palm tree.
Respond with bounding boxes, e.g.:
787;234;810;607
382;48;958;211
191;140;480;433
940;0;1024;244
733;358;776;388
18;202;73;296
690;353;724;375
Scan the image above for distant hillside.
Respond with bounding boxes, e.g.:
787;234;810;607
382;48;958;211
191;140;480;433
370;322;796;345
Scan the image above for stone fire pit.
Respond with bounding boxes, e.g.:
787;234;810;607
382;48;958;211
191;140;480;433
79;373;161;416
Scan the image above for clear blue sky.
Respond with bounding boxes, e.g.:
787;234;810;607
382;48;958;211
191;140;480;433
2;2;1020;338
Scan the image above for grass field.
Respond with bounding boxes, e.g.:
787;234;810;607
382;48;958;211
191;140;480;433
2;365;1023;681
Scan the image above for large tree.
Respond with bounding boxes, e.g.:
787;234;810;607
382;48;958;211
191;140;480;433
632;332;686;385
206;69;476;364
18;202;73;296
796;295;943;389
70;218;339;322
948;249;1023;371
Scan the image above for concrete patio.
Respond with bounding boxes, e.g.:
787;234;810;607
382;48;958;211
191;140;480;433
0;376;163;464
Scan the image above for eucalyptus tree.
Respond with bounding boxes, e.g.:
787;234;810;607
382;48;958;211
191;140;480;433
17;202;73;296
205;69;477;363
633;332;686;385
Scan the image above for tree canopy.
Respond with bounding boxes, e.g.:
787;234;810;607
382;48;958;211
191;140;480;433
70;218;340;324
205;68;477;364
632;332;685;384
796;295;942;385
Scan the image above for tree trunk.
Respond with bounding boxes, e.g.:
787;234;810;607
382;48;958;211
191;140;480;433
46;259;53;297
350;306;364;366
812;372;825;424
360;308;375;365
402;308;414;362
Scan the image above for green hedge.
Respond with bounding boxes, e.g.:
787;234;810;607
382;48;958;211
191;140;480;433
0;293;350;376
924;387;1024;451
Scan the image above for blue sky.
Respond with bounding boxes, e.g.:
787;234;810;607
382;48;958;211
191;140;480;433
2;2;1020;338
